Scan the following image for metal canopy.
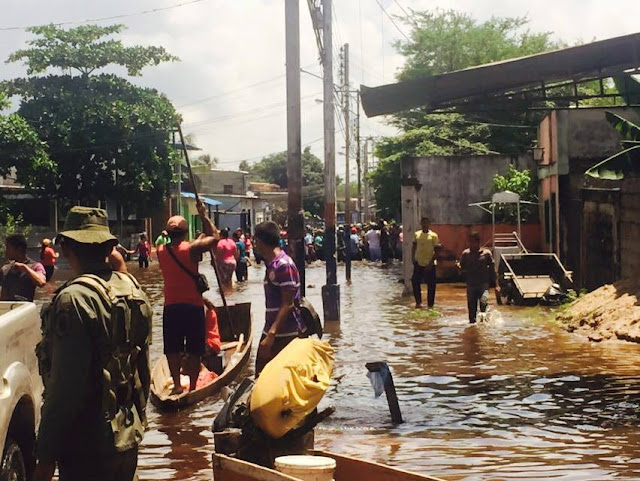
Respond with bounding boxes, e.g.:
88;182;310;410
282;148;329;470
180;191;222;206
361;32;640;117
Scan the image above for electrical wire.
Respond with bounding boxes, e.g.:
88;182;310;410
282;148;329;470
374;0;411;42
0;0;211;31
393;0;410;19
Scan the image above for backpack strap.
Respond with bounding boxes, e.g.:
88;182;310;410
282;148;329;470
166;245;199;280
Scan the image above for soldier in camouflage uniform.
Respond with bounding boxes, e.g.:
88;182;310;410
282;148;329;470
34;207;152;481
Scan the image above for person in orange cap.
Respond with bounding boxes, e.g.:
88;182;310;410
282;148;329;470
157;201;219;395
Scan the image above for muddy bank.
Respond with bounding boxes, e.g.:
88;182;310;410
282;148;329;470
557;278;640;343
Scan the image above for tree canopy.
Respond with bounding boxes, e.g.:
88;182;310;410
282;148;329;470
242;147;325;215
3;24;180;216
8;24;177;77
0;92;54;190
369;9;563;220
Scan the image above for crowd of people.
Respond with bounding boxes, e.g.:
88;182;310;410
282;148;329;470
0;203;309;480
0;203;500;479
299;221;403;264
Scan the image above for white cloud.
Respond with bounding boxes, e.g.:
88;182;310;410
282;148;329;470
1;0;640;176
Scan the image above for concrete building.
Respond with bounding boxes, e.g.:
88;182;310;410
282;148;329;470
189;169;286;233
400;154;542;289
537;108;640;290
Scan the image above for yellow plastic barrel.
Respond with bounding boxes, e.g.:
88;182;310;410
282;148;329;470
274;455;336;481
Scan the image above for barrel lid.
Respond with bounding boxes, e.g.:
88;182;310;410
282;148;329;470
275;455;336;470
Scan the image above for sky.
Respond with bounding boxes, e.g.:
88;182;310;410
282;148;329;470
2;0;640;178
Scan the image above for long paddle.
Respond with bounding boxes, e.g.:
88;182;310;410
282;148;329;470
176;123;237;339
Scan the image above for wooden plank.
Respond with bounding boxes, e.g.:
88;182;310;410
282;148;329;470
213;454;301;481
622;177;640;193
316;451;447;481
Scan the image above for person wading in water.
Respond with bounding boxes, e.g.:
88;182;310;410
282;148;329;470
253;221;306;376
411;217;440;309
458;231;498;323
157;200;219;395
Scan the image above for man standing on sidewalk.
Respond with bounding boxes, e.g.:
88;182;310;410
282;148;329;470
459;231;498;323
253;221;306;376
411;217;440;309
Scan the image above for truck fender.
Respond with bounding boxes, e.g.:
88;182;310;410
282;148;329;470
0;362;38;453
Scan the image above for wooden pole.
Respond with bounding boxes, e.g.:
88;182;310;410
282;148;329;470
285;0;305;296
176;123;231;313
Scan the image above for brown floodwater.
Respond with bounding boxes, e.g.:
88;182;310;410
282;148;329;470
38;260;640;481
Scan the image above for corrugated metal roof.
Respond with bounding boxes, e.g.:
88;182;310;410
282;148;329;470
361;33;640;117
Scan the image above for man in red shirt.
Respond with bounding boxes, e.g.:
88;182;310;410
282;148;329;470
157;201;219;394
130;233;152;268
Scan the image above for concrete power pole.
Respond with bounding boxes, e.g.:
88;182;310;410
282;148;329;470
285;0;305;295
342;43;352;282
321;0;340;321
363;138;369;223
356;90;362;224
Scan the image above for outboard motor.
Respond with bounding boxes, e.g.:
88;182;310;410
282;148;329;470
213;338;335;468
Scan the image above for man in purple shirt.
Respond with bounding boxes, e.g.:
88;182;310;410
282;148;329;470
253;221;305;375
0;233;46;301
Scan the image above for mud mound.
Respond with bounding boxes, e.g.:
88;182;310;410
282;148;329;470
557;279;640;343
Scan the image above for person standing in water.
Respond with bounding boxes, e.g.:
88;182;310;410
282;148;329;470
215;228;238;287
411;217;440;309
458;231;498;323
157;201;219;394
253;221;305;376
40;238;59;282
130;233;151;268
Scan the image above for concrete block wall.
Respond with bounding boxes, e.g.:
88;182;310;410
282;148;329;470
621;177;640;280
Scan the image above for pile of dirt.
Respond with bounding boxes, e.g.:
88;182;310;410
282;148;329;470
557;278;640;343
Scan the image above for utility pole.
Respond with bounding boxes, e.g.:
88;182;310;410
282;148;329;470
321;0;340;321
363;138;369;223
285;0;305;295
356;90;362;224
342;43;351;282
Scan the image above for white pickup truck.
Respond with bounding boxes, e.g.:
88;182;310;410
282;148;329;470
0;302;43;480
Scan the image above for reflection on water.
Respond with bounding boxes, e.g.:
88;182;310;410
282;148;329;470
37;261;640;480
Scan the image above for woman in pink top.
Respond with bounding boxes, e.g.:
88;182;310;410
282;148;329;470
215;228;238;286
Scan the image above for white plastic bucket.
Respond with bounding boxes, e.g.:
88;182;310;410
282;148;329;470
274;455;336;481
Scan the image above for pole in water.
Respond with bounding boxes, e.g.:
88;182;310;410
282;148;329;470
321;0;340;321
366;361;403;424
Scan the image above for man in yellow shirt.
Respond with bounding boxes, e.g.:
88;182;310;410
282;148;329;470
411;217;440;308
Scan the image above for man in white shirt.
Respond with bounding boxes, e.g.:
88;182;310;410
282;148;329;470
365;223;382;261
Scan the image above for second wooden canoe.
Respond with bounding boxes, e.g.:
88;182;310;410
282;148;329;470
212;451;447;481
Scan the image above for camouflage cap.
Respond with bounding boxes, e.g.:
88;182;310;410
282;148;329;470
57;206;118;245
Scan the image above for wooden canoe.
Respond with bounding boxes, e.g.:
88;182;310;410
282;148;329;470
212;451;447;481
150;302;253;411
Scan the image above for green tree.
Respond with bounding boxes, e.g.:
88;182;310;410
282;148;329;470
492;165;537;222
0;92;54;190
4;24;180;216
243;147;325;215
370;9;564;220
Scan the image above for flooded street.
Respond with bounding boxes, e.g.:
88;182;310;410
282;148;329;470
39;261;640;480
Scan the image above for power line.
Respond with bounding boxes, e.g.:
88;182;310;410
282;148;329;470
374;0;410;42
176;74;285;109
393;0;410;18
0;0;210;32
